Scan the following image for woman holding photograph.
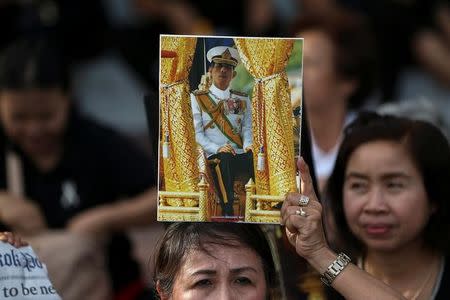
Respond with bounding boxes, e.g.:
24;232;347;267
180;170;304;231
282;112;450;299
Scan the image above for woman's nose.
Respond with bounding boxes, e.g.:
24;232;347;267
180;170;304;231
363;187;389;214
216;282;235;300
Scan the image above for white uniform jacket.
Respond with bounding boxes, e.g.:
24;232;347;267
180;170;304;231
190;84;252;157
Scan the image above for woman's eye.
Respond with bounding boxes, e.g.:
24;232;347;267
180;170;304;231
350;183;362;189
348;182;367;192
387;181;404;190
193;279;212;288
235;277;252;285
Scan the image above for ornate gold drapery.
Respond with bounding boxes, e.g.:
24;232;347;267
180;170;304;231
234;38;297;197
160;36;198;207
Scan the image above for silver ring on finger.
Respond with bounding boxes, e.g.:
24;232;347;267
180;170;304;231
295;207;307;217
298;195;310;206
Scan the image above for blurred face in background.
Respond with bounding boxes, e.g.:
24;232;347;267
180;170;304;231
167;242;267;300
301;30;352;112
343;140;433;253
0;88;70;158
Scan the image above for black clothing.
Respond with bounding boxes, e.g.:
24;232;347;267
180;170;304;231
209;151;254;216
0;110;155;293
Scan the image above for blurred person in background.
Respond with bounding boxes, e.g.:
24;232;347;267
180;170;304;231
134;0;284;36
413;2;450;88
324;0;450;127
0;37;157;300
0;0;159;141
377;98;450;140
291;10;378;195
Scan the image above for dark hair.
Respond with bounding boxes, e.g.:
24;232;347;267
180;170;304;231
0;37;69;91
326;111;450;256
291;10;377;109
153;222;276;298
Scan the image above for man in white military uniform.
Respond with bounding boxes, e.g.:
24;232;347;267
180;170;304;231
190;45;253;216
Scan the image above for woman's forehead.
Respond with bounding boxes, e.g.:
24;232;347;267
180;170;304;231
181;243;263;273
346;141;419;175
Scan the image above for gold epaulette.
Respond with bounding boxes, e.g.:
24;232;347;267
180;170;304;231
193;89;209;95
230;89;248;97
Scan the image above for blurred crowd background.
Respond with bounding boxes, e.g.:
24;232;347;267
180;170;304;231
1;0;450;297
2;0;449;144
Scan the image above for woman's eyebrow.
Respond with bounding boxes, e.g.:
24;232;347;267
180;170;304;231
230;266;258;274
345;172;411;180
345;172;368;180
189;269;217;276
380;172;411;180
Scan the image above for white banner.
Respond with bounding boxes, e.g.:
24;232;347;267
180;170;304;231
0;242;61;300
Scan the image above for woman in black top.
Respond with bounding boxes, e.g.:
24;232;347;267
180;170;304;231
0;37;157;299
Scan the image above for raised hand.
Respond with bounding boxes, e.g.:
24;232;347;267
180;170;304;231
0;192;47;236
281;157;328;260
281;158;406;300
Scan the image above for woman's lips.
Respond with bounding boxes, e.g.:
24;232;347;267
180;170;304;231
364;224;392;236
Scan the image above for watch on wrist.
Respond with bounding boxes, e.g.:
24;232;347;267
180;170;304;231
320;252;351;286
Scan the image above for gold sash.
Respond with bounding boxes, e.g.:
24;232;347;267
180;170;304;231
195;93;243;148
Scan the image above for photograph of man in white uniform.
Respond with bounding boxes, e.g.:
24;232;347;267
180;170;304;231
190;45;253;217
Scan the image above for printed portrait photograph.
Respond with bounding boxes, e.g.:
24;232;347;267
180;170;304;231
158;35;303;223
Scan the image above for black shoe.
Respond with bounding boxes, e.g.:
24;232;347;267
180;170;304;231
225;207;234;216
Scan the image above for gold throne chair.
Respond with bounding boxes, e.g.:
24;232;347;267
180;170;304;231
233;38;298;223
157;36;214;222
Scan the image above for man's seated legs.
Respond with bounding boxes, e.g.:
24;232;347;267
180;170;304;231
209;151;254;216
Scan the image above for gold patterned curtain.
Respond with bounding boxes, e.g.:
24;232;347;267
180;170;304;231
234;38;297;196
160;36;198;206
